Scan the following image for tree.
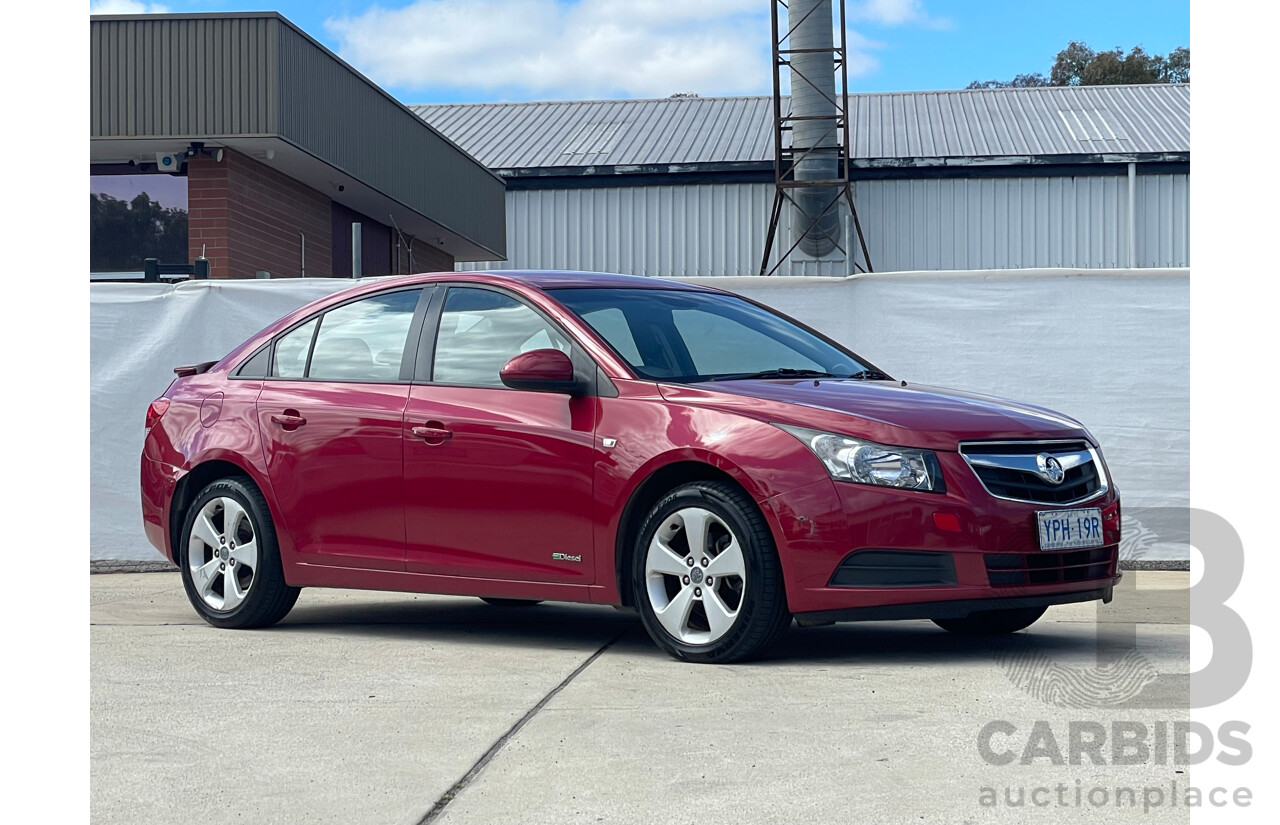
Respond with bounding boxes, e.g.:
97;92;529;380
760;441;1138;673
968;41;1189;89
966;73;1051;90
1165;47;1190;83
90;191;188;272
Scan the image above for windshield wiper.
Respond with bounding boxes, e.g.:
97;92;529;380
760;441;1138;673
708;368;839;381
847;369;893;381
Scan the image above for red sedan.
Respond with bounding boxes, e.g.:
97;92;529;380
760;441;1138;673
141;271;1121;663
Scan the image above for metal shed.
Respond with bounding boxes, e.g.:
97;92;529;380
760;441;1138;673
413;84;1189;276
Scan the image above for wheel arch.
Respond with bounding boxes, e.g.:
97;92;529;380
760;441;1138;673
168;457;273;563
613;460;758;608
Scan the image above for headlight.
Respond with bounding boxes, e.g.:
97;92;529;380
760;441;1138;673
776;425;945;493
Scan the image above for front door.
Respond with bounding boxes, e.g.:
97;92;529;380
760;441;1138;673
403;286;597;583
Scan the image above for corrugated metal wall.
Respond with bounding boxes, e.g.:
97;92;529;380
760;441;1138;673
1136;174;1190;268
460;173;1189;276
90;15;280;138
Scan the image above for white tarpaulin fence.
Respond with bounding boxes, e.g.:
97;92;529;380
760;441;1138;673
91;269;1189;562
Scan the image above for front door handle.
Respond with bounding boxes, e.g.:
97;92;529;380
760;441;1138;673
270;410;307;430
411;424;453;443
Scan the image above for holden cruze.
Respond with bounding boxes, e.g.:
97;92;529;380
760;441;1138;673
141;270;1121;663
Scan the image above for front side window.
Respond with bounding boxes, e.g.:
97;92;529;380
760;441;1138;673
549;287;871;383
433;287;572;387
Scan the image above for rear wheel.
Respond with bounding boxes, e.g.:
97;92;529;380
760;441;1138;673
632;481;790;663
479;598;543;607
179;477;299;628
933;606;1047;635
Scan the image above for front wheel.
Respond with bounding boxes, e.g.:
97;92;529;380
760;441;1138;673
632;481;790;663
933;606;1047;635
179;477;299;628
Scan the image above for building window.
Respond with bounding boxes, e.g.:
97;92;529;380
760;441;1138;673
90;171;189;273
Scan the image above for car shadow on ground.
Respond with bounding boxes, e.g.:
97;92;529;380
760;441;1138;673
759;621;1124;666
274;595;1119;665
275;597;640;652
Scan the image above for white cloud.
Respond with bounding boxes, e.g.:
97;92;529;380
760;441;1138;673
848;0;950;29
326;0;884;100
89;1;169;13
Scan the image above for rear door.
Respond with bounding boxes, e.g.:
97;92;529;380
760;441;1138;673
403;285;598;583
257;286;432;570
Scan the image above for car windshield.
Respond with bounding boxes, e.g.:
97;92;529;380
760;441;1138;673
548;287;877;383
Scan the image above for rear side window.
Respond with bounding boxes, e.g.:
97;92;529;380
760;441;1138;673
267;289;422;381
235;346;271;378
308;290;421;381
272;319;317;378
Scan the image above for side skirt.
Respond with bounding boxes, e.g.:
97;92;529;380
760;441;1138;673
287;562;612;605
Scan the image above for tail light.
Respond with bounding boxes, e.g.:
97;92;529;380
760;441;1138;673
145;398;170;430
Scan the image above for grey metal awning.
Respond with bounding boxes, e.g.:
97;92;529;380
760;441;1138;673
91;12;506;262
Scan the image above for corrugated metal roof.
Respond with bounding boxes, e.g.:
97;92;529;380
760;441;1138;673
412;96;775;169
411;84;1189;170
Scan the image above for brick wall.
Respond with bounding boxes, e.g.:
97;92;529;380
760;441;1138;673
395;236;453;274
186;147;455;279
187;149;332;278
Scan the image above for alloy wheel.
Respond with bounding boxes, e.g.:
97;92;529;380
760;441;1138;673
187;496;259;612
644;506;747;645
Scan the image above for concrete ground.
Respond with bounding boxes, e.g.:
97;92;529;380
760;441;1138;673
92;572;1189;825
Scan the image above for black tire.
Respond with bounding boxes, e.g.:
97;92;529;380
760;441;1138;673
631;481;791;664
933;606;1047;635
479;598;543;607
179;476;300;629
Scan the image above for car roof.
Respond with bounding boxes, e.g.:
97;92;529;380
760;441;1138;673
456;269;723;292
215;269;727;376
299;270;725;299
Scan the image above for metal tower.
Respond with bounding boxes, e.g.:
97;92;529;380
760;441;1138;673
759;0;872;276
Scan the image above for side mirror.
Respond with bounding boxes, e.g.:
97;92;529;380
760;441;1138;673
500;349;581;394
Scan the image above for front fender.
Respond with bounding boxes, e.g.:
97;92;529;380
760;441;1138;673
591;384;832;603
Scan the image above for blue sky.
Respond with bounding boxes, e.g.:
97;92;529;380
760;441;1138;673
89;1;1190;104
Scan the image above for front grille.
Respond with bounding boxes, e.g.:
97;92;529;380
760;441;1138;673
960;440;1105;505
976;460;1100;504
985;547;1117;587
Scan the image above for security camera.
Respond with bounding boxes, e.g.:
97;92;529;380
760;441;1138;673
155;152;185;172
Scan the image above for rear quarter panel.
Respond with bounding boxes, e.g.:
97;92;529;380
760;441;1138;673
145;373;292;566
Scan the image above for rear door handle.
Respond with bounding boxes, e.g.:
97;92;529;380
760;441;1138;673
270;411;307;430
411;425;452;442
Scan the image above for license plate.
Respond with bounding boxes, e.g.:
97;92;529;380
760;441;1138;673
1036;508;1104;551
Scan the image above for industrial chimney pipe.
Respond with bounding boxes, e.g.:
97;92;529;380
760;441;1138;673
788;0;842;257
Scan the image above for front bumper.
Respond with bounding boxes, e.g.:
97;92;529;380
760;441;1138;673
760;450;1123;617
795;584;1114;625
